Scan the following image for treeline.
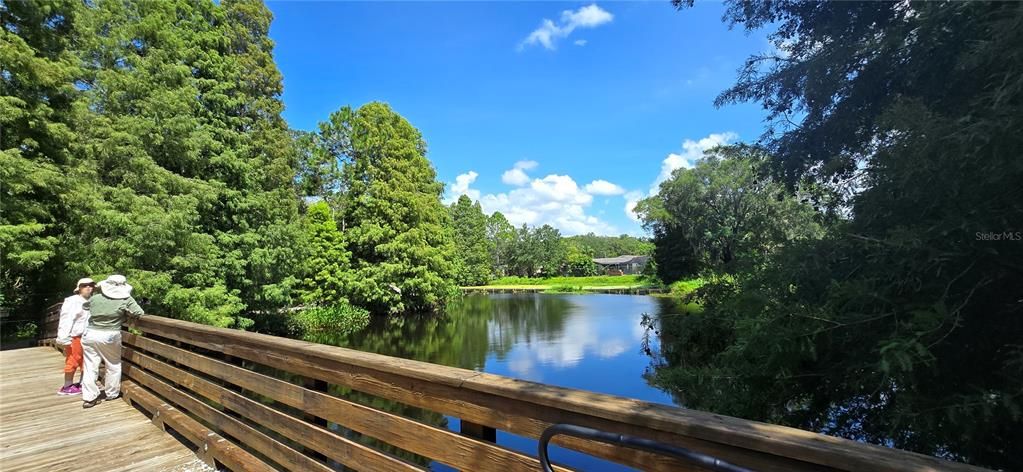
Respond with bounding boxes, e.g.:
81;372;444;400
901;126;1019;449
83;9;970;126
3;0;305;329
0;1;455;328
640;1;1023;469
0;0;651;329
447;195;652;286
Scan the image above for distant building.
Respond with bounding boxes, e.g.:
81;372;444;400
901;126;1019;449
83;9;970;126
592;255;650;275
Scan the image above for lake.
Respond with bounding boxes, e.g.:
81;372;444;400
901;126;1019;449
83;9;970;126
307;293;684;471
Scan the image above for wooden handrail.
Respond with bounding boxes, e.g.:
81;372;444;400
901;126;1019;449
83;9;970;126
117;315;988;472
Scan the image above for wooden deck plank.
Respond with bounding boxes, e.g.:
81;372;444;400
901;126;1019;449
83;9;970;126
0;347;204;472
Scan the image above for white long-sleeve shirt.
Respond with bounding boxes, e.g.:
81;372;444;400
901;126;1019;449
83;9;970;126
56;294;90;345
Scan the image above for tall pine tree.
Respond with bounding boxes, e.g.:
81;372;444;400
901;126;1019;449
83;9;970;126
61;0;302;327
0;0;83;314
448;195;492;286
331;102;457;314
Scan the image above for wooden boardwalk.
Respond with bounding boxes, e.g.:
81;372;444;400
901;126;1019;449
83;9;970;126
0;347;207;472
12;309;990;472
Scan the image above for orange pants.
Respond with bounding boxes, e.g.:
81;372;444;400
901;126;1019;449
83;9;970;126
63;336;83;373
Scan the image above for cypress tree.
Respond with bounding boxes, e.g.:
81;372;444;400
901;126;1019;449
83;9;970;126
62;0;301;327
0;0;83;314
333;102;457;314
448;195;492;286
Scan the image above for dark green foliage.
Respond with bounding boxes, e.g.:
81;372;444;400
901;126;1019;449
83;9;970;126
331;102;458;315
637;145;821;279
650;2;1023;468
648;225;698;283
449;195;493;286
564;234;654;258
531;224;567;277
2;0;304;328
485;212;516;277
0;0;82;315
505;223;567;277
0;321;38;344
292;129;342;205
640;257;658;280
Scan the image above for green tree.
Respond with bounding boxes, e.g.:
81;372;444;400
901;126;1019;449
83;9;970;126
507;224;537;277
505;223;566;277
61;0;302;328
637;145;821;278
562;244;598;277
292;129;342;205
331;102;457;315
533;224;567;277
564;234;654;258
486;211;516;277
650;2;1023;468
296;202;349;305
0;0;83;314
448;195;493;286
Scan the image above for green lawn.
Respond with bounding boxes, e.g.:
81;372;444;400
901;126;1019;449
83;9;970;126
474;275;651;289
465;275;706;297
669;278;705;294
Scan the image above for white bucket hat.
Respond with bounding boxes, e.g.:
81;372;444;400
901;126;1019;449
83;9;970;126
73;278;95;294
98;274;133;299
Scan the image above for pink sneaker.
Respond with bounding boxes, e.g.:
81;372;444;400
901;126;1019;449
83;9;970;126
57;384;81;396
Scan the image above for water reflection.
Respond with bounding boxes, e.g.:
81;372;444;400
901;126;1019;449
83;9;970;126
301;293;678;470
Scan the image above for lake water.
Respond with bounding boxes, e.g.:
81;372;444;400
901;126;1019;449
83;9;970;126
312;293;686;471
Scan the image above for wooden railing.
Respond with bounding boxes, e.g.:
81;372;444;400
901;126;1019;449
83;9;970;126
41;302;62;340
40;308;987;471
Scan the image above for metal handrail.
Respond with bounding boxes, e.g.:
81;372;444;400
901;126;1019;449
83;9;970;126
538;423;754;472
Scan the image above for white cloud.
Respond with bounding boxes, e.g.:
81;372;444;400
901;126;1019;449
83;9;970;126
622;131;739;224
574;39;588;47
584;179;625;196
444;171;480;204
650;132;738;194
448;164;618;235
598;339;628;359
480;173;612;235
530;175;593;205
562;4;614;28
515;160;538;170
624;190;644;223
501;160;537;186
495;311;644;373
507;353;539;380
520;4;613;51
502;168;530;186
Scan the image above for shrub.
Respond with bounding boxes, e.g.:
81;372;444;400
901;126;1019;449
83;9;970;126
291;302;370;339
1;322;38;343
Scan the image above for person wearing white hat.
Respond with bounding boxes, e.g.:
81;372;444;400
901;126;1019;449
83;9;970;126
80;274;145;408
55;278;95;396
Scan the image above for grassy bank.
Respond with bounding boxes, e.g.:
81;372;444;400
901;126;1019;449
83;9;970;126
668;278;704;295
462;275;705;296
477;275;651;289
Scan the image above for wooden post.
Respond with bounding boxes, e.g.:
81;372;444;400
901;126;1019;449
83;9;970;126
302;377;330;463
460;420;496;442
461;419;497;472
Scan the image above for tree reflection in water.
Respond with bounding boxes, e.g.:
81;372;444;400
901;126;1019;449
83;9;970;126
294;294;575;469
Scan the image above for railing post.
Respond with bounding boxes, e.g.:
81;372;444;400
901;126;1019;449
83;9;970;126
302;377;330;463
460;420;496;442
460;419;498;472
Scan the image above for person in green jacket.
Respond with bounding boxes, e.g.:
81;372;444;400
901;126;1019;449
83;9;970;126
81;274;145;408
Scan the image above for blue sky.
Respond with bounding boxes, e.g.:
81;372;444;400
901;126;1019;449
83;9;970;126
268;2;771;236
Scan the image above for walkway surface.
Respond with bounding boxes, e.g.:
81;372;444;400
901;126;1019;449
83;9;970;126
0;346;208;471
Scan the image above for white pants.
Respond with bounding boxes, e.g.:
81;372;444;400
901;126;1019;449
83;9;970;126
82;329;122;402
